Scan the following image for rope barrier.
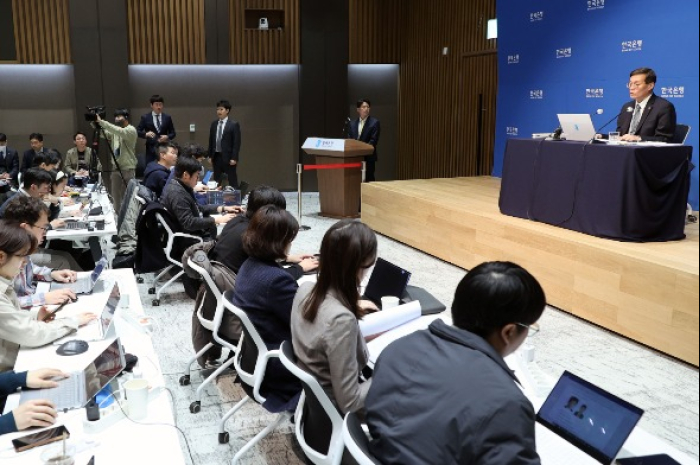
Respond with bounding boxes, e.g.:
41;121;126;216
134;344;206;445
303;163;363;171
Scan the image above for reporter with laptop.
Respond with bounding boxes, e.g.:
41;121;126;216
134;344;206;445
365;261;545;464
291;220;378;415
0;220;96;372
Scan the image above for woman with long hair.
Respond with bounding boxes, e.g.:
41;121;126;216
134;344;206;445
291;219;378;414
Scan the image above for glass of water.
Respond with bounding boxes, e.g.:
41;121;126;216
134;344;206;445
608;131;621;142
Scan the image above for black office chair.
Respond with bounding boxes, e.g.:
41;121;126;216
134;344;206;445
343;412;382;465
672;124;691;144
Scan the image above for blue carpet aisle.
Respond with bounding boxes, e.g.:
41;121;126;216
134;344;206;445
130;193;699;465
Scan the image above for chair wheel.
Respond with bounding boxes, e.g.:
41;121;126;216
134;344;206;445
148;288;156;295
136;277;144;283
179;375;190;386
152;299;160;306
189;401;201;414
218;432;230;444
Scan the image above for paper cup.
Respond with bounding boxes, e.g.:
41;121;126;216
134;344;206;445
124;379;149;421
381;296;400;309
207;181;218;189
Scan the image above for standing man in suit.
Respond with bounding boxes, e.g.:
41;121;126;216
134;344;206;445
137;95;176;165
617;68;676;143
0;134;19;189
208;100;241;188
20;133;45;175
348;98;381;182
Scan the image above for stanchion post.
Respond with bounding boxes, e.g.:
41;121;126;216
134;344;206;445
361;161;367;183
297;163;311;231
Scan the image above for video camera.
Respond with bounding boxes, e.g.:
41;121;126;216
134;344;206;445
85;105;107;122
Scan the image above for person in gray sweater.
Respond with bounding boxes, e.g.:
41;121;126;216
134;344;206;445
291;220;378;415
366;261;546;465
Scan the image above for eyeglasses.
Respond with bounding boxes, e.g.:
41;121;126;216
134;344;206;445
626;81;646;89
31;224;50;232
516;322;541;337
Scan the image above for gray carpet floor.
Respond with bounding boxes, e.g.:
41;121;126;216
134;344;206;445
131;193;699;465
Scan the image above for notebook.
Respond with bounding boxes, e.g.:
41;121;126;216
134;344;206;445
19;338;125;411
536;371;644;464
363;258;412;309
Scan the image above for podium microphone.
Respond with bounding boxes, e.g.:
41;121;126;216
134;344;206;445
594;107;633;137
342;117;351;137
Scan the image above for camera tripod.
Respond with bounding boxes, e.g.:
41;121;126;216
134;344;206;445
89;122;128;189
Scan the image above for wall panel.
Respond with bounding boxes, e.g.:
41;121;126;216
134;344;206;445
11;0;71;63
230;0;299;64
349;0;402;64
127;0;205;64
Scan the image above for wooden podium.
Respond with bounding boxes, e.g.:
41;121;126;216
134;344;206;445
302;138;375;218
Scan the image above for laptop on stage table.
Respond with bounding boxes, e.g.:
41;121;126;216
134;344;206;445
558;114;597;141
536;371;644;464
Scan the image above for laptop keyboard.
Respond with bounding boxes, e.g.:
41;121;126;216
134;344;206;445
52;276;92;294
63;221;89;230
536;424;599;465
20;372;84;411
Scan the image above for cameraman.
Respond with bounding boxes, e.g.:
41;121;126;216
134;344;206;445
95;109;137;211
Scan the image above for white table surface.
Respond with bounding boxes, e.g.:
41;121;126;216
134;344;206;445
0;269;187;465
46;192;118;241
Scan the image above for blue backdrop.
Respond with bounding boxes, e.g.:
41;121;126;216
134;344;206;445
494;0;699;209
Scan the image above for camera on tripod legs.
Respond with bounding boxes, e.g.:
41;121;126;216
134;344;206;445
85;105;107;122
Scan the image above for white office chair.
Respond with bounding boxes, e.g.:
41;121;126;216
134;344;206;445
147;212;202;306
343;412;382;465
279;341;345;465
180;258;238;414
217;290;292;465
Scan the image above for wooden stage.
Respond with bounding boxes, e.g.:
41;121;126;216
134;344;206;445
362;177;699;366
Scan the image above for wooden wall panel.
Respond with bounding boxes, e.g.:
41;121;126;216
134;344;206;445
230;0;299;64
11;0;71;64
127;0;206;64
349;0;402;64
396;0;497;180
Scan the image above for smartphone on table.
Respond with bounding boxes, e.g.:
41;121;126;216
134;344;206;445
11;425;70;453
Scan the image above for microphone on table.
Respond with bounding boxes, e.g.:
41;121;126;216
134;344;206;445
590;107;634;142
551;127;565;141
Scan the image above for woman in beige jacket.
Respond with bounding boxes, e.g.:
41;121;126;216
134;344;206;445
291;220;378;414
0;220;96;372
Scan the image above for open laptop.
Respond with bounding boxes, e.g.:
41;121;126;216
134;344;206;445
536;371;644;464
202;171;213;184
363;258;412;309
50;256;108;294
558;114;597;141
19;338;125;411
76;282;121;341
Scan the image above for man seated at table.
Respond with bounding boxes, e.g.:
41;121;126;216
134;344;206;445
31;151;61;172
4;196;79;308
143;141;178;198
210;185;318;278
160;157;237;240
0;368;66;435
366;261;546;465
0;169;63;229
616;67;676;143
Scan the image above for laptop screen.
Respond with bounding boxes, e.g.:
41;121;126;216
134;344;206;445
557;114;597;141
98;283;121;337
364;258;412;307
202;171;213;184
83;338;126;402
537;371;644;464
90;256;108;287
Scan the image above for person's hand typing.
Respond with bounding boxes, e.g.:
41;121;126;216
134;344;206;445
50;218;66;229
286;254;315;264
26;369;69;389
358;299;380;313
78;313;98;327
299;257;319;273
50;269;78;283
12;400;58;431
44;289;77;305
215;213;237;225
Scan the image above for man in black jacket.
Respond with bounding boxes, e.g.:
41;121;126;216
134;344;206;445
143;142;178;198
0;133;20;188
618;67;676;143
20;133;45;175
207;100;242;188
366;261;546;465
137;95;176;165
347;98;380;182
160;157;237;240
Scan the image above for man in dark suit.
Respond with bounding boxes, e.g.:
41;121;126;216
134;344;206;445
617;68;676;143
0;133;20;188
347;98;381;182
207;100;242;188
20;133;45;176
137;94;176;165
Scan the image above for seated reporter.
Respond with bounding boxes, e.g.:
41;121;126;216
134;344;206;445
4;196;79;308
160;157;237;240
0;368;67;435
231;205;303;412
291;220;378;415
366;261;546;465
143;141;178;198
0;221;96;372
64;132;99;178
210;185;318;277
165;142;208;191
0;169;64;229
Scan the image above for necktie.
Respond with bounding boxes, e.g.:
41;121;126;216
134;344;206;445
358;119;365;140
156;114;161;132
216;121;224;152
628;104;642;135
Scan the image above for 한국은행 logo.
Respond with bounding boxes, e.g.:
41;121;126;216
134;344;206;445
622;40;643;52
586;88;604;99
508;54;520;64
661;86;685;99
530;11;544;22
315;140;322;148
506;127;519;136
530;90;544;100
587;0;605;11
556;48;572;59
